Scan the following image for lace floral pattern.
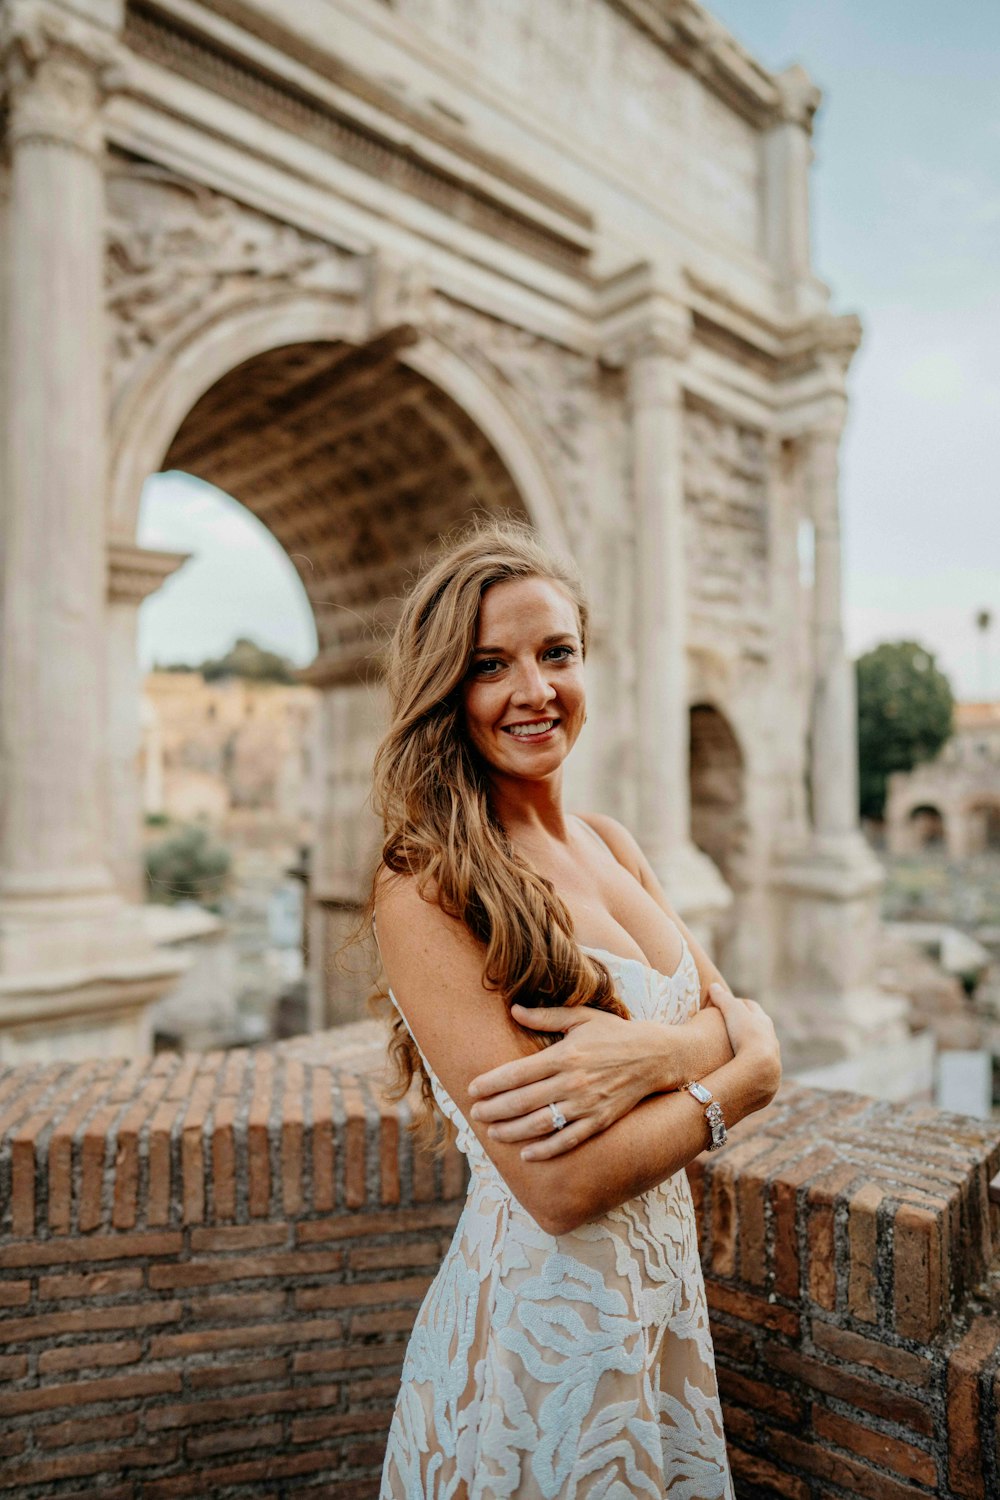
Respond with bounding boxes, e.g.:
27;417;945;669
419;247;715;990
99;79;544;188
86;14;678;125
380;941;734;1499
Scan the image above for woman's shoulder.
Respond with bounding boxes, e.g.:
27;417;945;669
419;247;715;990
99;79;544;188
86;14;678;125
572;811;645;877
373;864;478;965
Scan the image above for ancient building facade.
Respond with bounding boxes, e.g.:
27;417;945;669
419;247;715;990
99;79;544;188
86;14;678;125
887;703;1000;858
0;0;913;1076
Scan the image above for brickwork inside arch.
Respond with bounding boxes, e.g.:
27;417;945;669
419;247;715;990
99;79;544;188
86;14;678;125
2;1053;1000;1497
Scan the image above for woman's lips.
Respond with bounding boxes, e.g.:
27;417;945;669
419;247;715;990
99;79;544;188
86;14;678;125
500;717;560;743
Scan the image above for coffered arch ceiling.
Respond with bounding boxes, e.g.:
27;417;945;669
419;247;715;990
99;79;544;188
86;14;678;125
161;338;527;680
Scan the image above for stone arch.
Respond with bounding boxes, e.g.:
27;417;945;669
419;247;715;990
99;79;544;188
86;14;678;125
689;702;748;888
964;799;1000;855
906;803;946;850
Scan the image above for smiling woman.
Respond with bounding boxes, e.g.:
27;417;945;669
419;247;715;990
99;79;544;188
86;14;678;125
365;517;780;1498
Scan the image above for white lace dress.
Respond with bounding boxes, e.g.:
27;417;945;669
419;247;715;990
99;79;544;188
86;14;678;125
379;937;734;1500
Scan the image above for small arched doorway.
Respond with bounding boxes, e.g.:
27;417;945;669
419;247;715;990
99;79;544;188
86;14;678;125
689;704;747;888
907;803;946;850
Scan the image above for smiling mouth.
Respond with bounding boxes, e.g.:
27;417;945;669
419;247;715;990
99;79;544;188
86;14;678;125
501;718;560;739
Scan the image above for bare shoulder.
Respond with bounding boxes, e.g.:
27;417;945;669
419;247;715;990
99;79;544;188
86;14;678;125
574;811;646;880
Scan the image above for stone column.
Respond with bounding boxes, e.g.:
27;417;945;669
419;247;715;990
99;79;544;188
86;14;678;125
625;314;731;942
762;65;822;313
0;2;182;1058
807;424;866;846
106;542;190;902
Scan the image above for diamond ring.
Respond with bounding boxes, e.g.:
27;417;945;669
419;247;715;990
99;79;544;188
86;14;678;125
547;1102;568;1131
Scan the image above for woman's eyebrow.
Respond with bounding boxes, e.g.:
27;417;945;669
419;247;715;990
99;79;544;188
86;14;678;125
472;632;578;654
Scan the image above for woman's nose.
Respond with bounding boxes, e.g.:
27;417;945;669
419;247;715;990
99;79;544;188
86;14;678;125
511;663;556;706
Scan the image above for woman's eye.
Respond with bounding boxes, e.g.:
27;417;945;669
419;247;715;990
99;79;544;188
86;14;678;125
545;646;575;662
472;658;504;675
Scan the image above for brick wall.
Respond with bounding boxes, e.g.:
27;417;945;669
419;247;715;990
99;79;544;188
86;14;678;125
2;1049;1000;1498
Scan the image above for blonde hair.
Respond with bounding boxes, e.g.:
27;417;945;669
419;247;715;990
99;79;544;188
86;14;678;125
365;516;629;1149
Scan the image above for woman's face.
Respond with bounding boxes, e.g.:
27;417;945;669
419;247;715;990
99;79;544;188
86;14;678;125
460;575;586;782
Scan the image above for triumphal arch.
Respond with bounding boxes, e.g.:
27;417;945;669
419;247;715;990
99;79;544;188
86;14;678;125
0;0;914;1079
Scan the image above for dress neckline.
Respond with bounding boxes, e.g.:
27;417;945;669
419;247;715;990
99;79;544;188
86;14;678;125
579;937;690;986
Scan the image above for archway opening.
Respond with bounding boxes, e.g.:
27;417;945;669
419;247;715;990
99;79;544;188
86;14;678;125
689;703;747;888
907;803;945;850
966;802;1000;855
133;337;532;1045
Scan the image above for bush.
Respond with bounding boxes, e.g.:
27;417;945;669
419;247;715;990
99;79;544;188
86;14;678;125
856;641;954;821
145;824;231;908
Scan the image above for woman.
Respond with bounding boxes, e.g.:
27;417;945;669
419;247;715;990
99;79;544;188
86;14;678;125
370;519;781;1498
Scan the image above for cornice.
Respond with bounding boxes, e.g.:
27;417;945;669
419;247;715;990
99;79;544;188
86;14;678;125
107;540;191;604
122;1;594;276
606;0;821;134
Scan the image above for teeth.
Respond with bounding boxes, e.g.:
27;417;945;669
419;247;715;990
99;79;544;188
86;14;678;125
505;720;557;737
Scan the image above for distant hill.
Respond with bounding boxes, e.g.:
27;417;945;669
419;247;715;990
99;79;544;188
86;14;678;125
156;637;296;684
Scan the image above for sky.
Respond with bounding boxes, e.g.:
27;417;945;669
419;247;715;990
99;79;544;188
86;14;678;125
139;0;1000;698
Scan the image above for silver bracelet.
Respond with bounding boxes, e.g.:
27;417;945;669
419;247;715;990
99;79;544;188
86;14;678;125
682;1079;728;1152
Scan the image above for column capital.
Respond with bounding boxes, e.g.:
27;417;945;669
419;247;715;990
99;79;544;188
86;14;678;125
106;541;191;607
771;64;822;135
1;0;121;154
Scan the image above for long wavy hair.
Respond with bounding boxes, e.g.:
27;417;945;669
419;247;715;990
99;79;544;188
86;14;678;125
364;516;630;1150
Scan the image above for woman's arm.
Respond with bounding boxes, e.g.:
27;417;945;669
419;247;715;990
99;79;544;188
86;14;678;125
465;814;738;1154
374;872;777;1237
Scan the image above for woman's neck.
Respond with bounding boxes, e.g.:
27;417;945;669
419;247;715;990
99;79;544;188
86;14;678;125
487;768;569;844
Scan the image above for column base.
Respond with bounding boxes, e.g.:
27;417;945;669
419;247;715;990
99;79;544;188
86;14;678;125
0;891;186;1064
650;840;733;954
768;833;913;1072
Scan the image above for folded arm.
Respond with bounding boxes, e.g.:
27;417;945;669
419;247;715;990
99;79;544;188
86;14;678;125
375;871;773;1237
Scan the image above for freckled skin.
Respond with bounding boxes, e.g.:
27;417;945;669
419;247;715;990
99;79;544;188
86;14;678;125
461;576;586;792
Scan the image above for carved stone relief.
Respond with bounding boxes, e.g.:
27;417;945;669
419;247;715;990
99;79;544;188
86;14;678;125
104;159;364;390
683;398;770;655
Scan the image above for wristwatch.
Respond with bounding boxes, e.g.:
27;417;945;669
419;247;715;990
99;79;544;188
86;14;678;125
682;1080;728;1152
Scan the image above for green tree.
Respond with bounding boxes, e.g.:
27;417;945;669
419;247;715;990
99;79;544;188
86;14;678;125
145;824;231;908
855;641;954;821
201;637;295;683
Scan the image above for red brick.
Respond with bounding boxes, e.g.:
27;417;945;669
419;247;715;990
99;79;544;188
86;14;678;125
211;1093;238;1221
378;1093;401;1206
0;1354;28;1380
10;1064;101;1235
295;1273;434;1312
764;1344;932;1436
847;1181;884;1323
894;1201;947;1341
708;1156;736;1278
186;1420;284;1459
181;1060;223;1224
1;1301;181;1344
294;1341;406;1376
149;1248;343;1290
189;1223;288;1252
291;1410;392;1443
38;1267;143;1301
112;1062;175;1229
948;1314;1000;1499
282;1056;305;1217
0;1228;182;1268
247;1050;275;1216
181;1290;286;1323
411;1122;438;1203
341;1073;368;1209
38;1340;142;1376
142;1446;347;1499
705;1279;800;1337
147;1382;342;1431
760;1424;936;1500
0;1369;181;1416
810;1319;932;1387
812;1404;936;1487
0;1279;30;1307
348;1373;400;1402
150;1316;343;1358
0;1443;176;1488
295;1204;461;1243
716;1366;802;1424
348;1240;440;1271
0;1431;27;1459
351;1307;421;1336
189;1356;287;1390
47;1061;122;1233
729;1447;809;1500
312;1065;336;1213
80;1064;145;1231
769;1146;840;1300
36;1411;139;1449
220;1047;248;1098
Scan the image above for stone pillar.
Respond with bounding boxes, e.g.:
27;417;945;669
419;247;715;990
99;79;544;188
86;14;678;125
624;311;731;945
0;2;182;1059
106;543;190;902
762;65;822;314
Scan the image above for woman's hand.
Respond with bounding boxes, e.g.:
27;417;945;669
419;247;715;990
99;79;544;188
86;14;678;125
706;983;782;1104
467;1006;681;1160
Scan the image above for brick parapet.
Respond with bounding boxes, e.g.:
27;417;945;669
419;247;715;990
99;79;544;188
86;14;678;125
2;1054;1000;1497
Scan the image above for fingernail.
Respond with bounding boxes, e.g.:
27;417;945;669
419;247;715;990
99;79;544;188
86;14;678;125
709;982;724;995
521;1148;536;1159
468;1083;480;1097
469;1105;481;1120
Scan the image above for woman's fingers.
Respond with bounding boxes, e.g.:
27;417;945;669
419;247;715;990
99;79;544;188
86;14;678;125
468;1043;560;1101
470;1076;572;1124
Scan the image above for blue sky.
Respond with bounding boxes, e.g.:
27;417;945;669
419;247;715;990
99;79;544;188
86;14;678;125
139;0;1000;697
